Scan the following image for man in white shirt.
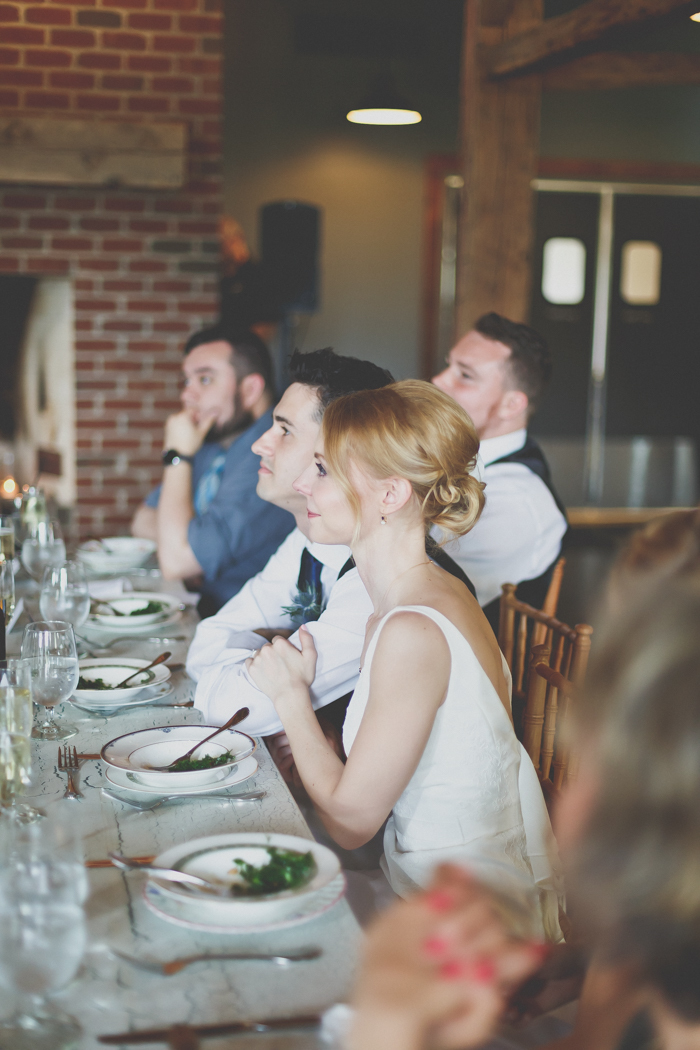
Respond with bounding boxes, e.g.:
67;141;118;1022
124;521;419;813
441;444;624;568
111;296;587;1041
186;348;394;740
432;312;568;631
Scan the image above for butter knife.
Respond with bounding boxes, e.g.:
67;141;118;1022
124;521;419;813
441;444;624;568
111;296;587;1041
98;1015;321;1044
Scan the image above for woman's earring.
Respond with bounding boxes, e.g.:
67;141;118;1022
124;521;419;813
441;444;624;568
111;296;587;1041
380;515;387;525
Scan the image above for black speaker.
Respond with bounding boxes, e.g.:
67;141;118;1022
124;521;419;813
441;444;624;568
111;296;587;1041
260;200;320;313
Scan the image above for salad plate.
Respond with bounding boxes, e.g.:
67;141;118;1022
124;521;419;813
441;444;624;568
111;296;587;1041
103;755;258;797
82;608;183;636
101;725;256;783
91;592;182;627
77;537;156;574
74;657;171;703
69;681;175;715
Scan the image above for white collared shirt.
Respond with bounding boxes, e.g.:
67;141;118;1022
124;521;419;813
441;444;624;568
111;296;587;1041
438;428;568;607
187;528;372;735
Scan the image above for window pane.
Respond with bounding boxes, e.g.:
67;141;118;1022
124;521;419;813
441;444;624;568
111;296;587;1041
541;237;586;305
620;241;662;305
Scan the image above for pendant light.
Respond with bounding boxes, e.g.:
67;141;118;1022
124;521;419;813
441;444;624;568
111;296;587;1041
691;10;700;18
346;70;422;126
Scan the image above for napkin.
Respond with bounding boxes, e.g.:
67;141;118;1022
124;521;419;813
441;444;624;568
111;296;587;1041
88;578;134;600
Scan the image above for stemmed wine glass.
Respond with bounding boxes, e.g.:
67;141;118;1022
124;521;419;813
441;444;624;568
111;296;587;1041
0;558;15;625
21;521;66;584
0;660;42;824
40;563;90;633
21;623;79;741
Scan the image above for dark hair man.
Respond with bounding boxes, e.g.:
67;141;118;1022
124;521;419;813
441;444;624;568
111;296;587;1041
131;325;294;616
433;312;567;629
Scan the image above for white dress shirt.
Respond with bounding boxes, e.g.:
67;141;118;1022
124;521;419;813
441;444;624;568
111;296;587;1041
187;528;373;736
439;429;568;608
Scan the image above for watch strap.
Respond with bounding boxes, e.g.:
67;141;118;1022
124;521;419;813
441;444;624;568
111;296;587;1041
162;449;194;467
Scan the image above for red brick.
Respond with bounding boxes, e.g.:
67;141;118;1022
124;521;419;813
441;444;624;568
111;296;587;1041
154;0;195;8
127;53;168;71
151;74;190;92
109;0;146;7
127;299;166;311
51;236;93;250
101;72;141;89
152;320;189;332
103;279;141;291
50;70;93;87
0;215;20;228
51;27;93;45
77;93;120;110
179;14;221;32
26;7;72;24
74;318;95;330
76;339;117;350
128;341;167;351
0;24;43;42
27;257;69;273
74;279;93;290
3;193;45;208
127;95;168;112
0;6;19;22
0;86;16;101
178;98;219;115
0;257;20;270
128;12;170;29
55;196;96;210
76;9;121;27
76;298;117;311
26;89;69;106
202;78;220;94
177;300;214;312
0;68;42;84
129;260;166;272
153;33;194;52
103;320;142;331
3;235;42;248
54;0;96;5
26;47;70;65
189;180;221;196
130;219;167;233
77;50;119;68
177;220;217;235
105;197;145;212
153;279;189;292
80;218;119;231
102;30;145;49
154;198;191;213
78;258;118;270
0;46;19;62
28;216;70;230
179;56;218;74
102;237;143;252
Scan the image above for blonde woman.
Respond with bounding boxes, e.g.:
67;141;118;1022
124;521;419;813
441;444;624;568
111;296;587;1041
247;381;559;933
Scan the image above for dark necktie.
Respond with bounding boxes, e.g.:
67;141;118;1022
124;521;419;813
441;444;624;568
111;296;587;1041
282;547;325;624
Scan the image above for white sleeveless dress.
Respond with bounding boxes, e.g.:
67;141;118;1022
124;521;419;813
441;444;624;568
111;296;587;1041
342;605;562;941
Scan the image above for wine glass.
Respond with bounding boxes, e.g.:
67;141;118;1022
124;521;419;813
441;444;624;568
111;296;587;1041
0;558;15;625
0;514;15;564
0;660;42;824
21;521;66;583
40;563;90;632
21;623;79;741
0;816;85;1049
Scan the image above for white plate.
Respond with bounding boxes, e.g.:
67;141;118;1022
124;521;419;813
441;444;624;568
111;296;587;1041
91;592;182;627
143;873;346;934
77;537;156;573
75;658;171;703
83;609;183;636
69;681;175;714
101;725;256;777
128;737;239;789
104;755;258;797
150;833;340;918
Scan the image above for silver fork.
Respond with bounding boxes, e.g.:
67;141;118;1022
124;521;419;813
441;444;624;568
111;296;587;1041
57;746;83;799
110;946;322;975
102;789;265;811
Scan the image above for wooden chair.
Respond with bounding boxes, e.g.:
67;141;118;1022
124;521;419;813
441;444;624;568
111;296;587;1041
536;556;566;640
524;648;581;796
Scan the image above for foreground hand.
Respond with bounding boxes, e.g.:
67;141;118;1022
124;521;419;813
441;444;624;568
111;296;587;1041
164;409;215;457
246;624;317;707
349;864;545;1050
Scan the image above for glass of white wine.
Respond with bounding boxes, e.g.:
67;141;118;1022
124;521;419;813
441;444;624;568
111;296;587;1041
0;515;15;565
40;562;90;633
0;661;42;824
0;558;15;625
21;623;79;741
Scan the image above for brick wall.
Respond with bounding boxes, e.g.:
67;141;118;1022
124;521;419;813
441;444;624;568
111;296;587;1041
0;0;222;537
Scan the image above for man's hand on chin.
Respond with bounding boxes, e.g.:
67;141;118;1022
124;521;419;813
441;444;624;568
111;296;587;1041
164;410;214;457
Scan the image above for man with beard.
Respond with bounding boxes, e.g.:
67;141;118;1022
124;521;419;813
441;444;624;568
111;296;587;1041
131;326;294;616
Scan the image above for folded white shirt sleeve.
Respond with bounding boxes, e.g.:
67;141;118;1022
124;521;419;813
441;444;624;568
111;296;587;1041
187;529;372;736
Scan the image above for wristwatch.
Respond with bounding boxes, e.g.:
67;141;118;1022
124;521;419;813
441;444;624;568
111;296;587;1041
162;449;194;467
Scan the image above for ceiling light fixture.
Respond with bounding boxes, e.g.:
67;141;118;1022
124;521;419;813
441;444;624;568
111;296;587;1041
691;10;700;19
346;71;422;126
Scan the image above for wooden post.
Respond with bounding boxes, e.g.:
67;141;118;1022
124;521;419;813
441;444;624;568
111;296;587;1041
498;582;517;667
456;0;543;333
522;643;550;770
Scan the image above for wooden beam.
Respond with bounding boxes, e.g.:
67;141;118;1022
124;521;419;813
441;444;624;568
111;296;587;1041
456;0;542;332
538;156;700;182
543;51;700;90
484;0;696;78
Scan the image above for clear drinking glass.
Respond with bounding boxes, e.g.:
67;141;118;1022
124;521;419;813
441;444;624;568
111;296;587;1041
40;562;90;632
0;660;42;824
0;557;15;624
21;622;79;741
0;514;15;564
21;521;66;583
0;817;85;1049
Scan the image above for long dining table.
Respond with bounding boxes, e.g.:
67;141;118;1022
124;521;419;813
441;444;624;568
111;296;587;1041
3;577;362;1049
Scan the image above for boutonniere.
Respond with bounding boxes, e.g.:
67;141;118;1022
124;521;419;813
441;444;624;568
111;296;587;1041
282;582;325;625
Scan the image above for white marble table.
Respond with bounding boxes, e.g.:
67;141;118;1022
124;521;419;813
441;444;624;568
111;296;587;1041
3;580;361;1049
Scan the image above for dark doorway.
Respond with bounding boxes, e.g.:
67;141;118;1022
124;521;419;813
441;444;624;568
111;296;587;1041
0;275;38;441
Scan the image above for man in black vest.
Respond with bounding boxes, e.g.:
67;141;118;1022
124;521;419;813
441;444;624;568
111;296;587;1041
433;312;568;633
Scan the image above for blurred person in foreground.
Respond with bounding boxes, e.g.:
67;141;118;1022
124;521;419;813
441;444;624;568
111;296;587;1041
245;381;561;935
433;313;567;630
131;324;293;617
345;529;700;1050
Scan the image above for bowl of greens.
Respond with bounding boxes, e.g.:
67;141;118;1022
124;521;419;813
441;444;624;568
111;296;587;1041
74;657;171;704
91;592;179;627
149;832;342;923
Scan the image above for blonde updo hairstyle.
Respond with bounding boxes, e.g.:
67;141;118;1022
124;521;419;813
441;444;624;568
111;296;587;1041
322;380;484;541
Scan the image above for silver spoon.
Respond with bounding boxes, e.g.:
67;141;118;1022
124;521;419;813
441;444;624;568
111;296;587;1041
114;651;171;689
108;853;230;895
146;706;249;772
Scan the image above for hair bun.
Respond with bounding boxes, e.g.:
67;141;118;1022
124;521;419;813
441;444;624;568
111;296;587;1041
426;471;485;538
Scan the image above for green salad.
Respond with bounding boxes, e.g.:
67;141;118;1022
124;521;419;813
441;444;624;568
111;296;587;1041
126;600;166;617
77;676;113;691
228;847;317;897
168;750;236;773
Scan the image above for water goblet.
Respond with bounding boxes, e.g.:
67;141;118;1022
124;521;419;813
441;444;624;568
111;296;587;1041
21;521;66;584
21;623;79;741
0;660;42;824
40;562;90;633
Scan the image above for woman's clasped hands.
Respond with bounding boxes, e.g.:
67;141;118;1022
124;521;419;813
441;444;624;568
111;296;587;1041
246;623;318;710
348;864;548;1050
